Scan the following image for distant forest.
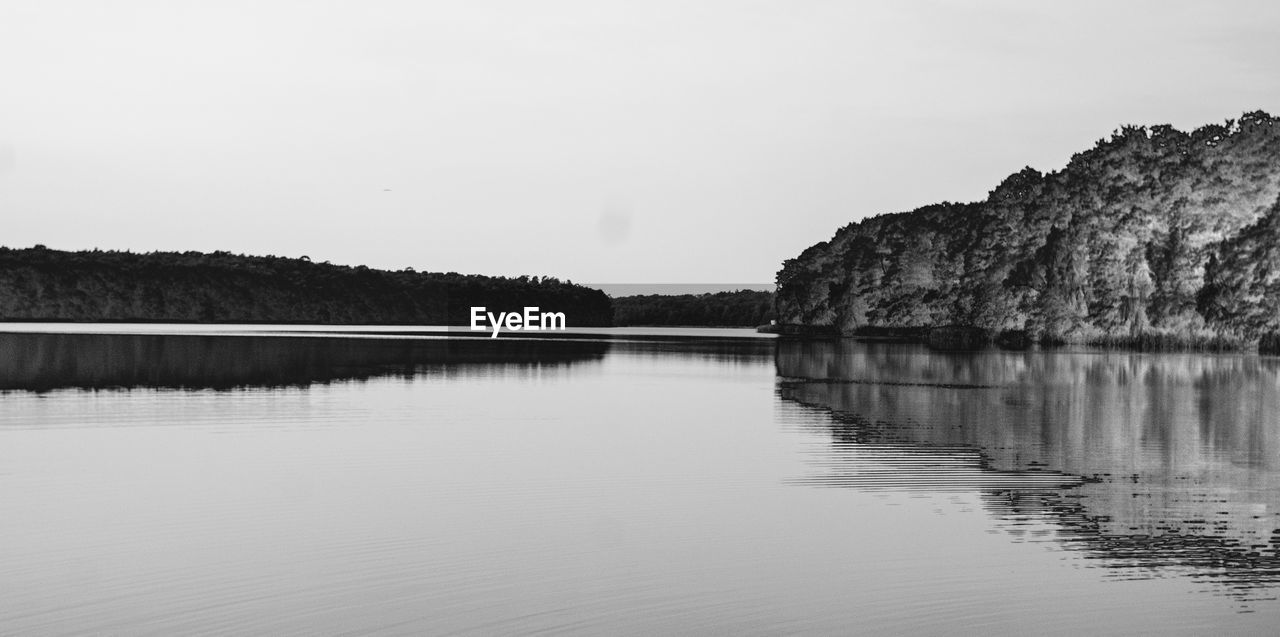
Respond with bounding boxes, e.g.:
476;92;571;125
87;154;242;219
611;290;776;327
0;247;774;329
0;247;613;326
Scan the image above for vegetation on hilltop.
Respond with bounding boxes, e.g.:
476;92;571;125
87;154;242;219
775;111;1280;349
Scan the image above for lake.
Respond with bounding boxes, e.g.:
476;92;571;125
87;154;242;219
2;326;1278;634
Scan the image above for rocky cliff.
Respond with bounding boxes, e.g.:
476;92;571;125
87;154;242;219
775;111;1280;344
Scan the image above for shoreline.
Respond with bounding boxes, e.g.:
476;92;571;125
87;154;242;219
762;323;1278;354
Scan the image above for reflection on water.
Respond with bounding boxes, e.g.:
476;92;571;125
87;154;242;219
4;330;1280;633
782;415;1083;492
0;332;609;391
777;339;1280;607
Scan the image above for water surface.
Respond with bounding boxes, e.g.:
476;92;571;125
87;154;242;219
2;328;1278;634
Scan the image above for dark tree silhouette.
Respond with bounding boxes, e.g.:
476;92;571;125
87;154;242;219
612;290;776;327
0;248;613;326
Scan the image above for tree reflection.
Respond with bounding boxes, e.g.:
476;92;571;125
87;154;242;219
0;332;609;392
777;339;1280;606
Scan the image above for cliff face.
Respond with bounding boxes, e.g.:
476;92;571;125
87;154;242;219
776;111;1280;341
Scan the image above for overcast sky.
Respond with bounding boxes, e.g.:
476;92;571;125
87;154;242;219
2;1;1278;283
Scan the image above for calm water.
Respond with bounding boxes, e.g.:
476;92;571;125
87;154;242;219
2;328;1279;635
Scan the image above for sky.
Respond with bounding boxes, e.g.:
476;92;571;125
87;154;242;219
2;1;1278;284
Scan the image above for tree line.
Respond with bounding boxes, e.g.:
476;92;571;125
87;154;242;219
0;246;613;326
610;290;776;327
0;247;777;328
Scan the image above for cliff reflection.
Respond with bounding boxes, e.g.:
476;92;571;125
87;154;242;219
777;340;1280;605
0;332;608;392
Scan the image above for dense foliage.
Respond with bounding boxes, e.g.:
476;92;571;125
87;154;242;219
0;247;613;326
611;290;776;327
776;111;1280;345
